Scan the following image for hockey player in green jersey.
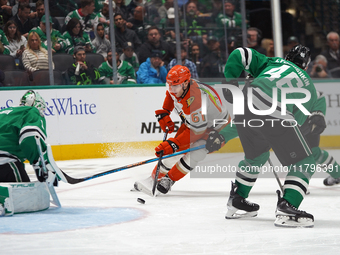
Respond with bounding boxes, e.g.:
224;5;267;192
0;90;60;216
208;76;340;192
207;45;324;227
98;48;137;84
29;15;67;54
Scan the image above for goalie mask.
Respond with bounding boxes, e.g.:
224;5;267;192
20;90;46;117
285;44;311;69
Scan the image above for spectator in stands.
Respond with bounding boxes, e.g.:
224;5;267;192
94;0;116;37
30;15;67;54
114;13;141;51
138;26;175;66
189;42;202;75
126;6;148;43
247;27;266;55
127;0;160;25
10;2;34;37
65;0;97;38
120;41;139;71
158;0;174;24
11;0;32;17
92;23;110;59
114;0;129;21
63;17;95;55
200;35;224;78
261;38;274;57
0;0;12;27
0;68;4;86
215;0;242;38
137;49;167;84
308;54;332;79
168;45;199;78
0;41;4;54
3;20;26;65
67;45;100;85
98;48;137;84
211;0;223;22
0;27;10;55
321;31;340;77
31;0;61;32
188;0;209;14
22;31;53;74
180;1;206;38
162;7;182;45
284;36;299;55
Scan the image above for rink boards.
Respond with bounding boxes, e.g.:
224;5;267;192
1;81;340;160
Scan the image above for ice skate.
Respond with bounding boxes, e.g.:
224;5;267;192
225;182;260;219
323;175;340;186
133;176;156;197
157;175;175;194
274;190;314;228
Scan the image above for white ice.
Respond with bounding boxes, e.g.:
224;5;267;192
2;150;340;255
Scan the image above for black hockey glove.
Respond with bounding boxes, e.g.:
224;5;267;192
206;131;226;153
222;79;239;103
301;111;326;135
33;162;48;182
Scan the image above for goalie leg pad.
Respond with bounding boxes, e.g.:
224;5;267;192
1;182;50;214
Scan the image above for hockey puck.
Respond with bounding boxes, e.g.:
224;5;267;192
137;198;145;204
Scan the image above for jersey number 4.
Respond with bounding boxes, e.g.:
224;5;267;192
264;65;304;89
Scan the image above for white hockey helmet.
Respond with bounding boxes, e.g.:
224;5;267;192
20;90;46;117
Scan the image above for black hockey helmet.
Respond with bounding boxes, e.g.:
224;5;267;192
285;44;311;69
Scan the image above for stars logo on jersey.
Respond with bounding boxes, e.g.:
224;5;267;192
187;97;195;107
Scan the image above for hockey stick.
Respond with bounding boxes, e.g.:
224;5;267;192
268;157;284;193
151;130;169;196
55;144;206;185
35;136;61;207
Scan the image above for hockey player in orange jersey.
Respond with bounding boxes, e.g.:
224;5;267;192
134;65;230;195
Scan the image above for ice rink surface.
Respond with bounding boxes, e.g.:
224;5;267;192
2;150;340;255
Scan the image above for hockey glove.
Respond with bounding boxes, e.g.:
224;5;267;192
155;109;175;133
222;79;239;103
206;131;226;153
308;111;326;135
33;156;49;182
32;150;59;185
155;138;180;157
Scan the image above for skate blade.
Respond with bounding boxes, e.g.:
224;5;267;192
274;215;314;228
225;207;258;219
134;179;159;197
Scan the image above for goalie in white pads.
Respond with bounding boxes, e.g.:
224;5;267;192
134;65;230;196
0;90;60;216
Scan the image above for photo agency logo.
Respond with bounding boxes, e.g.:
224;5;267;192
213;85;312;128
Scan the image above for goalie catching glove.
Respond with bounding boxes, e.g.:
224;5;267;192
206;131;225;153
301;111;326;136
155;109;175;134
155;138;180;157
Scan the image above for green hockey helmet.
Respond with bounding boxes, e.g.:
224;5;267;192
20;90;46;117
